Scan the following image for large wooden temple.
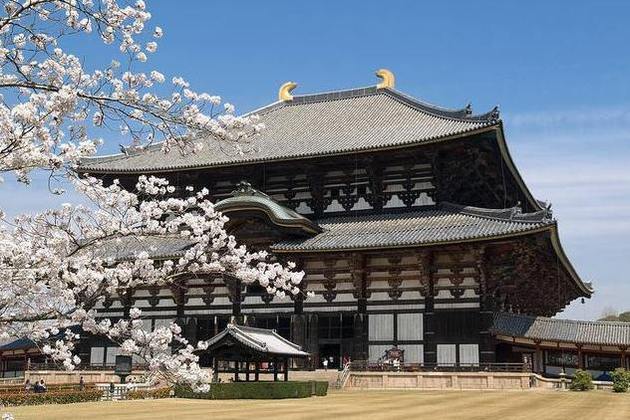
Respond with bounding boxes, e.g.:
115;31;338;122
71;69;606;374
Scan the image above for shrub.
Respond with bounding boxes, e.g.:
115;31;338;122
611;368;630;393
175;381;328;400
126;387;172;400
313;381;328;396
0;390;102;406
570;370;594;391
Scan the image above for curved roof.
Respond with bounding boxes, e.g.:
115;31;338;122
206;324;310;358
78;86;499;174
214;182;322;235
272;203;591;297
271;203;554;252
492;312;630;347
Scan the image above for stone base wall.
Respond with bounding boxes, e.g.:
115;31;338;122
345;372;532;390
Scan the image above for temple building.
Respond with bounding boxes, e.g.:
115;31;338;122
10;69;618;379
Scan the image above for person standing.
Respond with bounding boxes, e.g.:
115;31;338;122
323;358;328;371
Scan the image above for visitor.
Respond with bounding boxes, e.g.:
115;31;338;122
323;358;328;371
79;376;85;391
39;379;47;393
24;379;31;392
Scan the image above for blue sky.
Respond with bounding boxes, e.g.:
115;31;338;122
3;0;630;319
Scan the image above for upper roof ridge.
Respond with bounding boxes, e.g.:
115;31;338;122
441;202;552;223
277;84;499;123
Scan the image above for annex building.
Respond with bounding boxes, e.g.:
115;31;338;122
2;70;628;380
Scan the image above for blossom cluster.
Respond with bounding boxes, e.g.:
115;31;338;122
0;175;303;390
0;0;292;394
0;0;263;184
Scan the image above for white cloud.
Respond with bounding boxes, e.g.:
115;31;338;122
505;105;630;319
506;105;630;128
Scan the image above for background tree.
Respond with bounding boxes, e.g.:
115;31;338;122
599;311;630;322
0;0;298;391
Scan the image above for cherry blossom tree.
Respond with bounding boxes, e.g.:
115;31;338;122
0;0;300;392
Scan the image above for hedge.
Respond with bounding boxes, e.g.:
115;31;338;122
0;390;102;406
569;370;594;391
611;368;630;393
175;381;328;400
126;387;172;400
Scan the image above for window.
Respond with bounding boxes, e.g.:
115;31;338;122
90;347;105;366
397;313;423;341
586;354;621;371
105;346;120;365
546;350;578;368
459;344;479;366
368;314;394;341
399;344;424;363
369;345;390;362
437;344;456;366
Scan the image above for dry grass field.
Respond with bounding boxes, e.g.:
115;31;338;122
7;390;630;420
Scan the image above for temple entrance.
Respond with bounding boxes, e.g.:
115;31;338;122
319;344;341;370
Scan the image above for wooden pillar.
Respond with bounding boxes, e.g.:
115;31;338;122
418;250;435;365
212;358;219;383
234;361;239;382
351;253;369;362
255;362;260;381
577;345;583;369
273;359;278;382
620;347;627;369
284;358;289;382
534;342;543;374
474;246;495;363
352;253;368;314
246;362;250;382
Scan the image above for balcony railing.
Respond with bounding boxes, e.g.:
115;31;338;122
348;361;529;373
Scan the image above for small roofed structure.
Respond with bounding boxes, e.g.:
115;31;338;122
206;324;309;382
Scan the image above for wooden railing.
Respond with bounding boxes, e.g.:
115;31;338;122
27;362;148;371
348;361;529;373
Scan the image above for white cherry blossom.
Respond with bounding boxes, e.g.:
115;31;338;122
0;0;304;394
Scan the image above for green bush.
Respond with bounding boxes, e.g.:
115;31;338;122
611;368;630;393
0;390;102;406
313;381;328;396
570;370;594;391
175;381;328;400
126;387;172;400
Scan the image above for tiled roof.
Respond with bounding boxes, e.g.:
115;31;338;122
270;203;552;252
0;337;35;352
85;235;195;261
206;324;310;357
214;181;322;234
78;86;498;173
492;312;630;347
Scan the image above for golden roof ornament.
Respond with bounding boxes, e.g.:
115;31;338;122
375;68;395;89
278;81;297;101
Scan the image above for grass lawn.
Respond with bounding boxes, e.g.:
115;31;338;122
7;390;630;420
